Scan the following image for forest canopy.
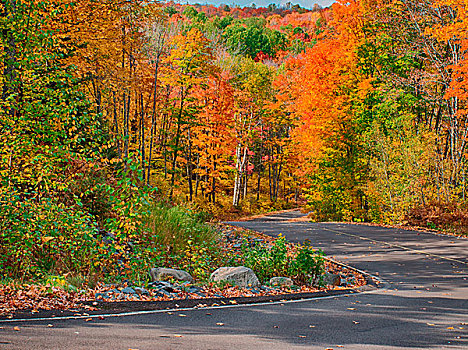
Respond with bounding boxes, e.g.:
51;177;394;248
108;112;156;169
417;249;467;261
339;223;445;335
1;0;468;280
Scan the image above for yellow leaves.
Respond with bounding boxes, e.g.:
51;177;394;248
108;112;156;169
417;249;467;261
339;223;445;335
41;236;55;244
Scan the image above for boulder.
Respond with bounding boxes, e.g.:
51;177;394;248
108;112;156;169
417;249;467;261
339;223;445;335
321;272;341;287
121;287;136;294
134;287;150;295
149;267;193;283
210;266;260;287
269;277;294;287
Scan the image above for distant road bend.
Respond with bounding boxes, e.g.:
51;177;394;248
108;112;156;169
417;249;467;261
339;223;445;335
1;209;467;349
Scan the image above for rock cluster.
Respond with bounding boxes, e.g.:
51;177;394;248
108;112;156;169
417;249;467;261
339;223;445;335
94;263;358;302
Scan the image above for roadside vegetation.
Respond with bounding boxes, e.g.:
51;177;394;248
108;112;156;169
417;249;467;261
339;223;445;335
2;0;468;299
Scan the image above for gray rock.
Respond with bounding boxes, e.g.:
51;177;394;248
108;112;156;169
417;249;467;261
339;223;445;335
321;272;341;286
247;287;261;294
210;266;260;287
121;287;136;294
149;267;193;283
95;292;108;299
269;277;294;287
134;287;149;295
159;289;176;297
188;286;202;293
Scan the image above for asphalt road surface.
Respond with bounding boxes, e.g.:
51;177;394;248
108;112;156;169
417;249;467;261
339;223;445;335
1;210;467;349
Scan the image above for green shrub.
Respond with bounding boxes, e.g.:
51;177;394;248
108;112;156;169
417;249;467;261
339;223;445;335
289;241;325;283
241;235;291;282
0;193;102;280
240;236;325;284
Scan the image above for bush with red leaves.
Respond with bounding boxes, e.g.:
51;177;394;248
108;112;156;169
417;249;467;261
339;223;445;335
406;201;468;235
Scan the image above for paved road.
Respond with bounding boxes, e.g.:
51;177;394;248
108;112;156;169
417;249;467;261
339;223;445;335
1;210;467;349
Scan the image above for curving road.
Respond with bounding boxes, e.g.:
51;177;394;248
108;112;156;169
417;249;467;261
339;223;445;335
1;210;467;349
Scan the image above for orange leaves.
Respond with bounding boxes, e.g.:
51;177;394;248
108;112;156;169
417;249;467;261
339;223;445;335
276;0;374;183
429;0;468;108
191;75;235;185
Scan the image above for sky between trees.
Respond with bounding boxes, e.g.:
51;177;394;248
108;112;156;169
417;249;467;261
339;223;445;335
182;0;334;10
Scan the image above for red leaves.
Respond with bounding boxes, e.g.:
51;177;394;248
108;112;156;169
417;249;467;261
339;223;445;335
0;284;87;317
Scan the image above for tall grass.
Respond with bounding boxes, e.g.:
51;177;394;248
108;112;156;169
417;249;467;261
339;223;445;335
141;203;219;254
136;203;222;279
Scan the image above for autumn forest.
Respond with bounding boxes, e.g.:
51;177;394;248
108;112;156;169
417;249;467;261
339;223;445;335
1;0;468;281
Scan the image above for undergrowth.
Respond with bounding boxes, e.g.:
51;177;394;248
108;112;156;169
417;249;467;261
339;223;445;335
232;235;325;284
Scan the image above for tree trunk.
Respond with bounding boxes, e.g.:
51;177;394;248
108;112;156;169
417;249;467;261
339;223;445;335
2;0;17;117
112;91;121;158
233;145;248;207
186;128;193;201
146;56;161;184
169;89;185;199
140;93;145;167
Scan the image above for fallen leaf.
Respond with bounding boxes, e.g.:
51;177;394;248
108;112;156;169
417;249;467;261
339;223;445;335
427;323;435;326
98;316;105;320
309;325;316;328
178;314;187;317
41;236;55;243
47;324;53;328
298;335;306;338
13;326;20;331
447;327;454;330
85;318;92;322
347;308;355;310
216;323;224;326
174;334;183;338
